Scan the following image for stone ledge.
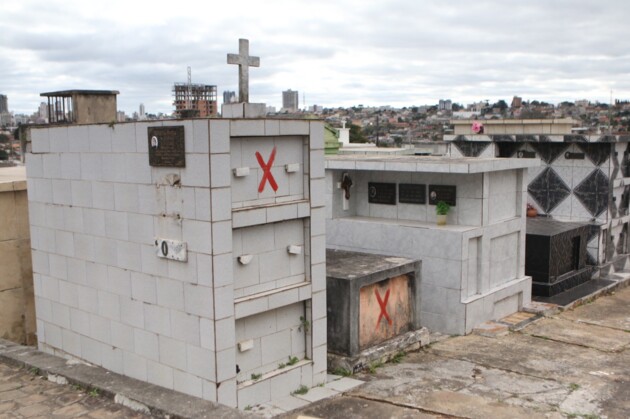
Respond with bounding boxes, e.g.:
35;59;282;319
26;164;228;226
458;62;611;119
327;328;430;374
0;339;247;419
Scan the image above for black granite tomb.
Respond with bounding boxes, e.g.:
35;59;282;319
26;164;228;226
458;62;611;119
525;218;594;297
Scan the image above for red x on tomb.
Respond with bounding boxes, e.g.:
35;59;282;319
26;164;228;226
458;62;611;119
375;288;392;329
255;147;278;193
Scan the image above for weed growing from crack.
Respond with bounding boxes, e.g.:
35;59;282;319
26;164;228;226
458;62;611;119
291;385;309;396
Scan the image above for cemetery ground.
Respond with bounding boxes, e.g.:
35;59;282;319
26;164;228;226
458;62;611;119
285;285;630;419
0;285;627;418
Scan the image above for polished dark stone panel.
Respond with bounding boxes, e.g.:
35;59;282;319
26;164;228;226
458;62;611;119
533;278;615;305
576;143;610;166
531;268;594;297
528;167;571;213
531;143;569;164
453;135;469;142
573;169;609;217
453;140;489;157
526;218;592;297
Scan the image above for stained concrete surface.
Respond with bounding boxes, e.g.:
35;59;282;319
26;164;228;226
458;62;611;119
0;286;628;418
287;286;630;419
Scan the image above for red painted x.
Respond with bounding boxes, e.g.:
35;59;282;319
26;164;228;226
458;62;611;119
375;288;392;329
255;147;278;193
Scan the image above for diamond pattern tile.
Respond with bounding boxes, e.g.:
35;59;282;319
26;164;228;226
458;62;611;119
491;135;515;142
515;135;537;142
573;169;609;217
528;167;571;213
453;140;489;157
576;143;609;166
531;143;569;164
563;135;587;142
622;144;630;177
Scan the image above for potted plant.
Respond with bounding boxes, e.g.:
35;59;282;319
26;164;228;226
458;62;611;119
436;201;450;226
526;203;538;218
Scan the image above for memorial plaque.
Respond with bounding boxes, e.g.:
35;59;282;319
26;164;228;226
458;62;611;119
428;185;456;206
564;151;585;160
368;182;396;205
148;126;186;167
399;184;426;204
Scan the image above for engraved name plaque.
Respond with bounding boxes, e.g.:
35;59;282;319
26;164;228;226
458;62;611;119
399;184;426;204
368;182;396;205
148;126;186;167
428;185;456;206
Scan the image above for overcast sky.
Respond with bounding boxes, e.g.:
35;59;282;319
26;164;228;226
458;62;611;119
2;0;629;115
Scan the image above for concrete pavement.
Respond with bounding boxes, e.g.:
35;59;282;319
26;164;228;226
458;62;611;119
0;286;627;418
286;285;630;419
0;362;150;418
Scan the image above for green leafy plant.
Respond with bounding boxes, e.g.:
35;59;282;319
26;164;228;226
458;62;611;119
244;405;252;411
436;201;450;215
391;351;406;364
287;356;299;366
367;361;383;374
251;373;262;381
569;383;580;392
330;367;352;377
298;316;310;333
88;388;99;397
278;362;286;369
291;385;309;395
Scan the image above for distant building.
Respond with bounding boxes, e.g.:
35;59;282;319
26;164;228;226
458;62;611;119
282;89;299;112
0;94;9;126
40;90;119;124
575;99;590;108
468;101;486;112
511;96;523;108
0;94;8;113
223;91;237;105
38;103;48;120
139;103;146;120
438;99;452;111
173;83;218;118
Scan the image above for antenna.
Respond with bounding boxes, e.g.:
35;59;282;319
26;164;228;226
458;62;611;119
187;66;192;111
610;89;613;134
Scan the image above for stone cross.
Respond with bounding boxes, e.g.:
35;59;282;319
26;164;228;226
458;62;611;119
227;39;260;103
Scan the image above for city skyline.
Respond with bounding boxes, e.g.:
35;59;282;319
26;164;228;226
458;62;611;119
2;0;629;115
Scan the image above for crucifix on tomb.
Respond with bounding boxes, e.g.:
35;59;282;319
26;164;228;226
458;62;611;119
227;38;260;103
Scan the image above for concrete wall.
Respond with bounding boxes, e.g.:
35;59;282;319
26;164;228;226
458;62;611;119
326;167;531;335
452;119;574;135
73;95;117;125
0;176;36;345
